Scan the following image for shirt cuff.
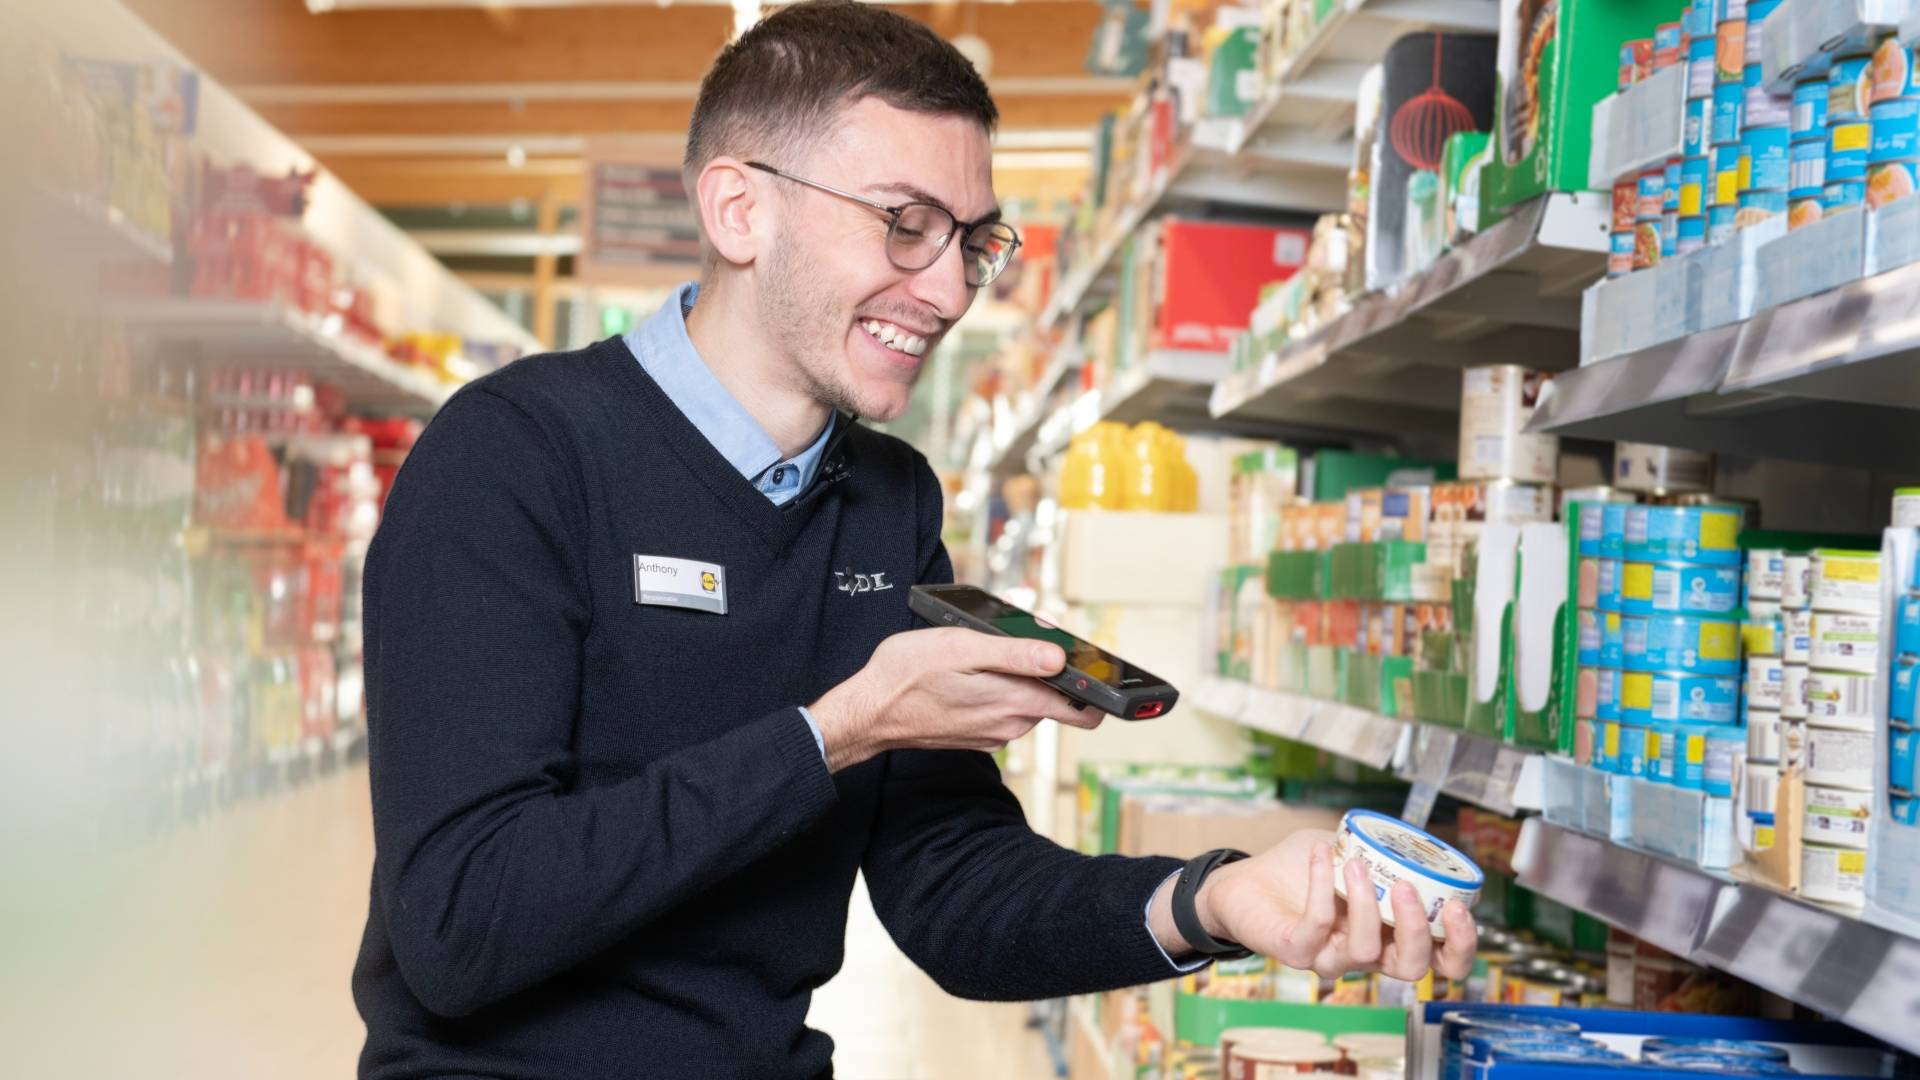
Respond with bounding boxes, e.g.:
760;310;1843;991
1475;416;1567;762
797;705;827;764
1146;870;1213;973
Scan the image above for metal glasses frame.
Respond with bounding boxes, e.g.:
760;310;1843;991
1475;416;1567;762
744;161;1022;287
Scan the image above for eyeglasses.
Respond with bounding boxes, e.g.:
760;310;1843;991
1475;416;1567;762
746;161;1022;288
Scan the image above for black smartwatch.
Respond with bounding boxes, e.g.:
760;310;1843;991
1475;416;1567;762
1171;848;1253;960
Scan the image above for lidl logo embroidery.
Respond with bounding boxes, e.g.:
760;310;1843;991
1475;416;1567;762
834;570;894;595
701;572;718;593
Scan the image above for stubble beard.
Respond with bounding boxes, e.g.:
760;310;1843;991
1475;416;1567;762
758;239;875;421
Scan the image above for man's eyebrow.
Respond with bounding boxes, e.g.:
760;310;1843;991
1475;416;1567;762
868;181;1002;224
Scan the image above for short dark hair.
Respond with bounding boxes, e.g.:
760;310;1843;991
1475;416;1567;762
683;0;998;185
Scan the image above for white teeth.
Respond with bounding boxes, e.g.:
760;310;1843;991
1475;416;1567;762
860;319;928;358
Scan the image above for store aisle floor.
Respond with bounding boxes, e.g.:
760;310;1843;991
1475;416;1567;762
7;762;1058;1079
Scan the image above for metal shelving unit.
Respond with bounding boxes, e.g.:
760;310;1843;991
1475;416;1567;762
1211;194;1608;437
1518;819;1920;1058
122;299;455;416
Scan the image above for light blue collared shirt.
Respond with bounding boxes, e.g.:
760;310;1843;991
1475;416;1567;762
623;283;835;759
626;284;1196;972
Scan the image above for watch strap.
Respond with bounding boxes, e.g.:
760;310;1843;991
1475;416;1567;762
1171;848;1252;959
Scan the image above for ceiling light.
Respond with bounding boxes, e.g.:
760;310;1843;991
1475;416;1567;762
506;144;528;168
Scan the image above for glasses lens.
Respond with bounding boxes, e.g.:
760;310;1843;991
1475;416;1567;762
964;223;1020;287
886;204;956;271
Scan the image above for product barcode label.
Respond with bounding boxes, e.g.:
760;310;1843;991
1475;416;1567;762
1809;675;1874;721
1652;568;1682;613
1652;677;1680;720
1472;435;1506;464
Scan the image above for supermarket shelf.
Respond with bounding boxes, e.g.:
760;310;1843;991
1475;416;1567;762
1233;0;1504;154
1531;258;1920;470
1037;142;1346;332
1211;194;1606;436
984;351;1083;483
37;188;173;268
1025;349;1230;468
1191;675;1545;818
1516;818;1920;1058
121;299;456;416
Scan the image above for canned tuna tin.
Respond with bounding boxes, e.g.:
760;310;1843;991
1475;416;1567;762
1806;726;1875;789
1748;708;1782;762
1602;503;1628;557
1747;655;1785;709
1871;97;1920;163
1825;179;1868;210
1618;722;1648;775
1630;504;1743;564
1811;548;1881;613
1690;31;1718;99
1713;81;1745;144
1664;160;1682;213
1793;79;1829;137
1439;1011;1581;1080
1741;126;1790;190
1784;607;1812;663
1801;843;1868;907
1331;809;1483;938
1661;211;1679;257
1650;721;1678;783
1873;36;1920;103
1831;55;1874;121
1597;665;1622;722
1576;501;1609;555
1705;728;1741;795
1788;197;1824;229
1709;204;1738;242
1642;1039;1789;1065
1830;120;1871;180
1868;160;1920;208
1713;142;1744;204
1744;0;1781;63
1577;561;1600;609
1894;660;1917;723
1811;612;1882;674
1607;230;1634;277
1805;671;1876;730
1894;798;1920;826
1748;548;1785;600
1576;663;1600;716
1681;155;1711;214
1673;724;1710;790
1677;216;1707;252
1596;719;1621;772
1602;610;1625;665
1746;72;1792;130
1782;663;1809;719
1621;39;1653;89
1598;558;1623;611
1738;189;1788;228
1892;726;1917;788
1686;96;1711;155
1622;670;1741;725
1806;784;1873;848
1639;615;1741;675
1789;138;1825;197
1637;168;1667;220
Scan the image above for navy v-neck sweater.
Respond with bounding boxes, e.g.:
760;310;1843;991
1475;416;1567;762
352;336;1184;1079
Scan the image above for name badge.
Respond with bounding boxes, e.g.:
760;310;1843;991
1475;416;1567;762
633;554;727;615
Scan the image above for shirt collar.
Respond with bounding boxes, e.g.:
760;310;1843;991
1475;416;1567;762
622;282;830;485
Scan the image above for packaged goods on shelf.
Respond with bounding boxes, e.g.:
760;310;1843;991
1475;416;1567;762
1059;421;1201;513
1458;366;1558;484
1367;33;1497;290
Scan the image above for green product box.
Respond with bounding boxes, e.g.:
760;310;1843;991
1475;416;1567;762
1441;129;1491;244
1174;993;1405;1048
1306;450;1456;502
1090;112;1115;211
1267;548;1329;600
1341;650;1382;711
1414;669;1469;728
1278;639;1310;694
1219;565;1260;676
1204;17;1260;119
1382;655;1416;720
1306;644;1340;700
1328;540;1428;601
1479;0;1678;225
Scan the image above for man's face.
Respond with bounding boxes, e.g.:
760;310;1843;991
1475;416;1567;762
756;97;996;422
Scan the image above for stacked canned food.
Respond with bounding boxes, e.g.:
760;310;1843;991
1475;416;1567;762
1619;504;1747;794
1796;548;1882;906
1893;497;1920;830
1868;35;1920;209
1740;546;1792;848
1735;0;1791;231
1709;0;1747;242
1577;501;1631;770
1611;18;1693;276
1438;1011;1797;1080
1830;51;1875;215
1787;53;1828;228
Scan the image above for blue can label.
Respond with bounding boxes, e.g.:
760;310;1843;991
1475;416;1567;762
1652;564;1743;616
1642;616;1743;675
1789;137;1827;198
1747;82;1792;129
1739;189;1789;216
1661;210;1679;256
1869;161;1920;210
1629;505;1745;565
1638;169;1668;221
1623;616;1650;670
1713;81;1746;144
1598;558;1623;612
1674;727;1709;789
1608;229;1635;277
1619;723;1647;776
1792;79;1830;137
1602;503;1628;557
1717;0;1746;21
1713;143;1744;206
1703;732;1739;795
1826;179;1867;208
1598;667;1622;723
1628;672;1741;725
1686;97;1711;156
1870;97;1920;163
1831;119;1872;179
1577;502;1607;556
1677;214;1707;249
1578;609;1603;665
1680;154;1711;215
1665;160;1683;211
1602;611;1626;666
1831;57;1873;122
1708;204;1738;242
1742;125;1791;190
1624;505;1650;549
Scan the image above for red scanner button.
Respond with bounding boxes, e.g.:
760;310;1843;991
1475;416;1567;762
1133;701;1166;719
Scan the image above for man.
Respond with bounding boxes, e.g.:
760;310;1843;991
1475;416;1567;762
352;3;1475;1077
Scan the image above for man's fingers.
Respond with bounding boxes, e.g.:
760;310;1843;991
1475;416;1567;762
1281;841;1338;968
1382;882;1435;980
1435;901;1478;980
939;627;1065;677
1343;859;1383;968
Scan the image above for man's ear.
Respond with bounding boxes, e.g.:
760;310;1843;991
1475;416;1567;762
694;157;765;270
